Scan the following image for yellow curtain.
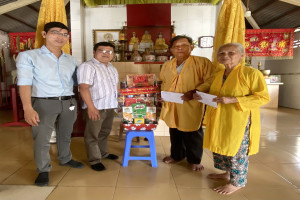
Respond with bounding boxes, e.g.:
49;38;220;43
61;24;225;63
212;0;245;69
34;0;70;54
83;0;221;7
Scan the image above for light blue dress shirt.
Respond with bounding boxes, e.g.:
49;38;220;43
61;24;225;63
16;45;77;97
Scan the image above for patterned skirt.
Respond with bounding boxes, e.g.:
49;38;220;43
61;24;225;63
212;123;250;187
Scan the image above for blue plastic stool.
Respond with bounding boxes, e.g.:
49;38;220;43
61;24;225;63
122;130;157;167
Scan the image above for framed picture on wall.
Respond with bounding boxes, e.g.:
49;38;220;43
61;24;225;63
93;29;121;44
198;36;214;48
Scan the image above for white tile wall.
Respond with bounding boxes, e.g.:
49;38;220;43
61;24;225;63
171;4;217;60
70;0;85;64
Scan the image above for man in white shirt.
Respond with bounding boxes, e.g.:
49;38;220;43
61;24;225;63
77;42;119;171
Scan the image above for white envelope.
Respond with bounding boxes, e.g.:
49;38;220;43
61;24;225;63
196;91;218;108
161;91;184;104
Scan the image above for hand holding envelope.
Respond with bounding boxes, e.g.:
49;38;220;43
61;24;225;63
194;91;218;108
161;91;184;104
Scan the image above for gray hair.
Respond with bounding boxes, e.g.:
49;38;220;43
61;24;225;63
170;35;193;47
218;43;245;54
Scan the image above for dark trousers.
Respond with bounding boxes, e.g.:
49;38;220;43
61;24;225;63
83;109;115;165
169;127;204;164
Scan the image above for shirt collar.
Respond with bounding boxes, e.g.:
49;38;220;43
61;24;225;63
41;45;67;57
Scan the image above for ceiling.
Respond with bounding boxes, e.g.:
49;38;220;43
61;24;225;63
0;0;70;33
242;0;300;30
0;0;299;33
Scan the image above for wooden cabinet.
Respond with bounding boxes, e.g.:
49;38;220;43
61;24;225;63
262;83;283;108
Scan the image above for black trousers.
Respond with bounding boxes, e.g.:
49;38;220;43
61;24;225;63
169;127;204;164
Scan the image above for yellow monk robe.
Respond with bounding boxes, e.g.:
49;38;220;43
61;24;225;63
212;0;245;69
160;55;215;132
204;64;270;156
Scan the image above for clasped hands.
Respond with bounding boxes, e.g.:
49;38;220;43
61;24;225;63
193;93;238;104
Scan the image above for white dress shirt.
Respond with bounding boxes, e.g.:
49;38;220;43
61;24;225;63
77;58;119;110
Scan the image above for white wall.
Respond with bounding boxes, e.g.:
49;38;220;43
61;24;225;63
70;0;85;64
84;5;126;61
265;46;300;109
171;4;217;60
78;3;217;62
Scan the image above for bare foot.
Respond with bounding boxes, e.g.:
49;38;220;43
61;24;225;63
213;183;242;195
191;163;204;171
207;172;230;180
163;156;175;164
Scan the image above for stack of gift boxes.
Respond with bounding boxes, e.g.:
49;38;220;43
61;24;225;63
119;74;161;130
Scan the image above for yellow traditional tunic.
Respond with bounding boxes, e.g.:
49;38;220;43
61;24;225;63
204;64;270;156
160;55;215;132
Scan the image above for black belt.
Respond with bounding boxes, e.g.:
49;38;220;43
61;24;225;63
34;95;74;100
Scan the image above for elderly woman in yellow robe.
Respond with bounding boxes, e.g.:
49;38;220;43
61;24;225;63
194;43;270;195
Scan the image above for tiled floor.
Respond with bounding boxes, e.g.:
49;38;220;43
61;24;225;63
0;107;300;200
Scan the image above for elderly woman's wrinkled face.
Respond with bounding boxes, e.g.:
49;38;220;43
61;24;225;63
217;45;243;68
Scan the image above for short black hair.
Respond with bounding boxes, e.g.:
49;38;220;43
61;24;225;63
170;35;193;47
44;22;69;33
93;42;115;51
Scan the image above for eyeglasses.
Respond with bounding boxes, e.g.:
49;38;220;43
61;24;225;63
97;49;114;55
50;30;70;38
172;44;190;50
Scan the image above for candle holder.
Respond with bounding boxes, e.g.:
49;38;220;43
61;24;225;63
119;40;127;61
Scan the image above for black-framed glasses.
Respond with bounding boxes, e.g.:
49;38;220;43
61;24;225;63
172;44;190;50
50;30;70;38
97;49;114;55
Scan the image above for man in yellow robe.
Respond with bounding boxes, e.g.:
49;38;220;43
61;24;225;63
160;35;215;171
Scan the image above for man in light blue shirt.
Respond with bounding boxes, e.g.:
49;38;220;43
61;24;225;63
17;22;84;187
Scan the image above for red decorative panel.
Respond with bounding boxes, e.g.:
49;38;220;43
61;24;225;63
245;29;294;59
9;32;72;56
120;86;160;95
127;4;171;26
9;32;36;56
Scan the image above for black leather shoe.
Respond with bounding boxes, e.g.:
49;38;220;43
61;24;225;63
91;163;106;171
35;172;49;186
61;159;84;168
106;154;119;160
